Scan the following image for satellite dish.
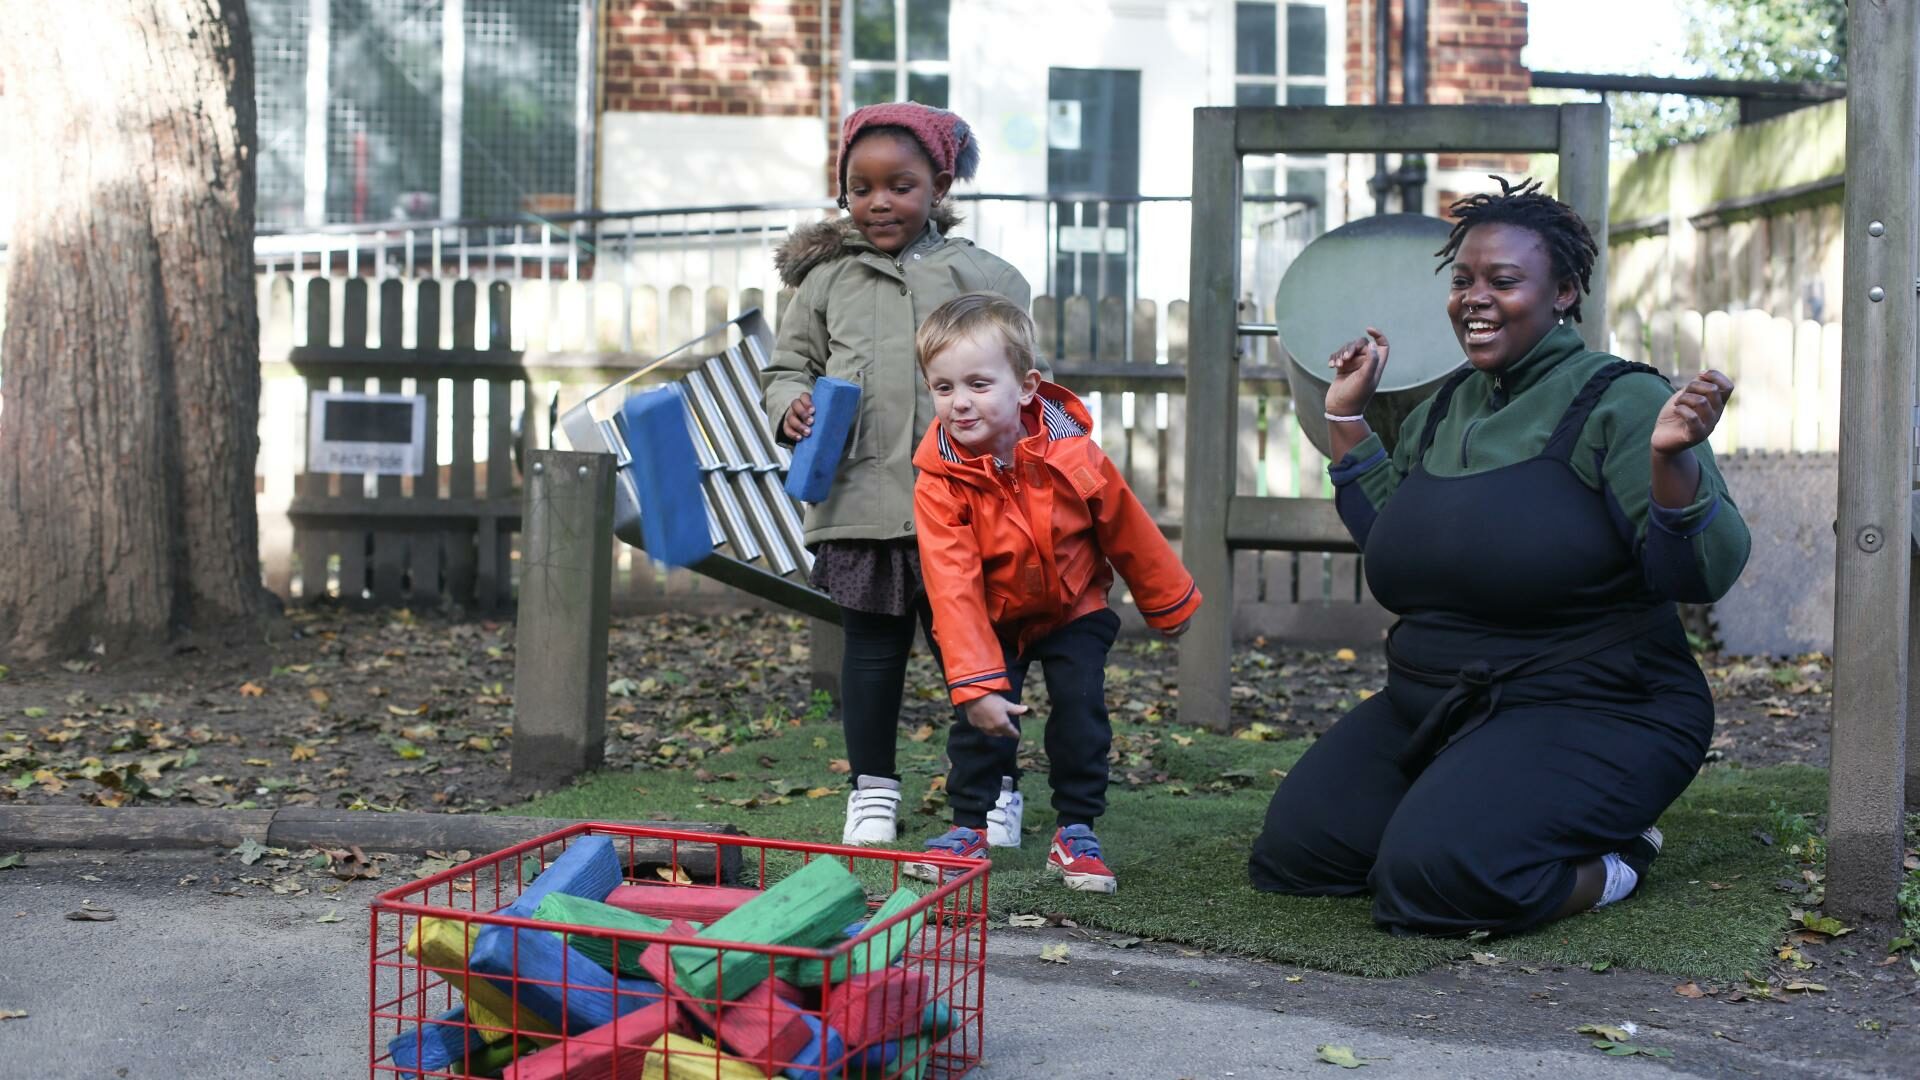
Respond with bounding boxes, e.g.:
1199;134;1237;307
1276;213;1464;456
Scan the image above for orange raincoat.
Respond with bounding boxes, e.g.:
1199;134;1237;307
912;381;1201;705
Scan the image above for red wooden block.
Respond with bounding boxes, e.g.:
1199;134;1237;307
634;919;815;1068
605;884;761;925
825;968;930;1049
500;999;682;1080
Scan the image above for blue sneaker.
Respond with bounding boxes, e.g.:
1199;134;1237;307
902;826;988;884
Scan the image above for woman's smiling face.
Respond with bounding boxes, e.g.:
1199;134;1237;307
1445;222;1579;372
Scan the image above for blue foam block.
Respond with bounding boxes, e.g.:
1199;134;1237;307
516;834;622;909
620;385;712;567
782;1013;849;1079
387;1007;483;1080
470;921;664;1036
783;377;861;504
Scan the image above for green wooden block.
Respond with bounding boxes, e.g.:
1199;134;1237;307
777;887;926;987
468;1034;541;1078
670;856;869;1002
532;891;673;979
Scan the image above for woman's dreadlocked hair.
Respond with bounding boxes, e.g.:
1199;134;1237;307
1434;176;1598;323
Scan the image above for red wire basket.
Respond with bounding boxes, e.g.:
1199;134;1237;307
369;823;990;1079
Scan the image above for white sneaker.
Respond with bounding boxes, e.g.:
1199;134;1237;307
842;775;901;845
986;779;1023;849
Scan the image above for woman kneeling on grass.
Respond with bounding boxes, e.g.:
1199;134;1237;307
1247;178;1751;937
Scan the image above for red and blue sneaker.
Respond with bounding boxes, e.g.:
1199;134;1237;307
1047;825;1116;894
903;826;988;884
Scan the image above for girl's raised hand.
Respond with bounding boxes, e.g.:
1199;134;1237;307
781;392;816;441
1325;327;1390;417
1652;370;1734;456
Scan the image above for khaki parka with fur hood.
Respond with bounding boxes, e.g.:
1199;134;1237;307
759;205;1033;545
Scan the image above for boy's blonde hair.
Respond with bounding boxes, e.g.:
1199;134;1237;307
915;292;1038;377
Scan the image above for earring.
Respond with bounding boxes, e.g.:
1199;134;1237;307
1555;310;1566;326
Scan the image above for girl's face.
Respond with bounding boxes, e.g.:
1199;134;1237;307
844;133;952;256
1445;222;1579;373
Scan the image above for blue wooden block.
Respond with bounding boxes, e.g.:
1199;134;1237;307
620;385;712;567
387;1007;482;1080
516;834;622;909
469;920;664;1036
781;1013;848;1080
783;377;860;504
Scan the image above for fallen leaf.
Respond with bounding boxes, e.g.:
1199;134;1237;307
1590;1040;1674;1059
1577;1024;1632;1043
907;724;934;743
290;745;318;762
1797;912;1853;938
233;839;269;866
21;707;46;720
1104;936;1144;949
317;909;344;924
307;689;330;708
1674;982;1709;999
1008;914;1047;928
804;787;837;799
1782;981;1827;993
388;703;428;718
65;908;116;922
239;682;265;697
656;866;692;885
465;736;495;753
0;1010;26;1020
1315;1045;1367;1068
0;854;23;870
1285;975;1304;983
1038;944;1070;964
1470;952;1503;966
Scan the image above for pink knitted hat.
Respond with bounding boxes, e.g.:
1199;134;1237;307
837;102;980;199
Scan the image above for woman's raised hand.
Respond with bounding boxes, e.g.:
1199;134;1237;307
1651;370;1734;456
1325;327;1390;417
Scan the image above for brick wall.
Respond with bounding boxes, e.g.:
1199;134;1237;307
1344;0;1531;193
603;0;834;118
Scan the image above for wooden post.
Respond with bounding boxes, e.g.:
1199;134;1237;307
1827;0;1918;924
808;617;843;706
513;450;615;788
1178;109;1241;733
1557;102;1611;352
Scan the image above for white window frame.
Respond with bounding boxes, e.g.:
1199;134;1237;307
842;0;951;113
1232;0;1335;108
1233;0;1342;226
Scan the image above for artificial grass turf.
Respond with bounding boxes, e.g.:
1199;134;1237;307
510;718;1823;980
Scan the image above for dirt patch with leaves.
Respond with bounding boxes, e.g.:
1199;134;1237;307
0;609;1832;815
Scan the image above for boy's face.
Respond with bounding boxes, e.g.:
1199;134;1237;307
844;133;952;256
924;330;1042;462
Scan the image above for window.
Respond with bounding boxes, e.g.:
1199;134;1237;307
847;0;950;111
1234;1;1334;235
249;0;591;228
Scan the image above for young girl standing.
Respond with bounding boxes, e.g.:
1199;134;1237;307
760;103;1034;846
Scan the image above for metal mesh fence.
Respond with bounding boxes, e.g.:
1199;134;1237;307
325;0;444;223
461;0;583;219
251;0;311;228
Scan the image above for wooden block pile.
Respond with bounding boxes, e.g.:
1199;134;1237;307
387;840;954;1080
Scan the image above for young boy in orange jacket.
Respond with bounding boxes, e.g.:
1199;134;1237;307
903;292;1202;894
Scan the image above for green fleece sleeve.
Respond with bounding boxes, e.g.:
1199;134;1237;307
1584;375;1752;603
759;272;830;446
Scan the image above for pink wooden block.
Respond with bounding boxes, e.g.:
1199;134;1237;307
500;999;681;1080
825;969;929;1049
605;884;761;925
634;920;814;1068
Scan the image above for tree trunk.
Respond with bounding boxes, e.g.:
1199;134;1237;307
0;0;268;661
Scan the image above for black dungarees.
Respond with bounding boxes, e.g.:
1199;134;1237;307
1248;362;1714;936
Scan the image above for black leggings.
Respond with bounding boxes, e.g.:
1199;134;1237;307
838;600;941;781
